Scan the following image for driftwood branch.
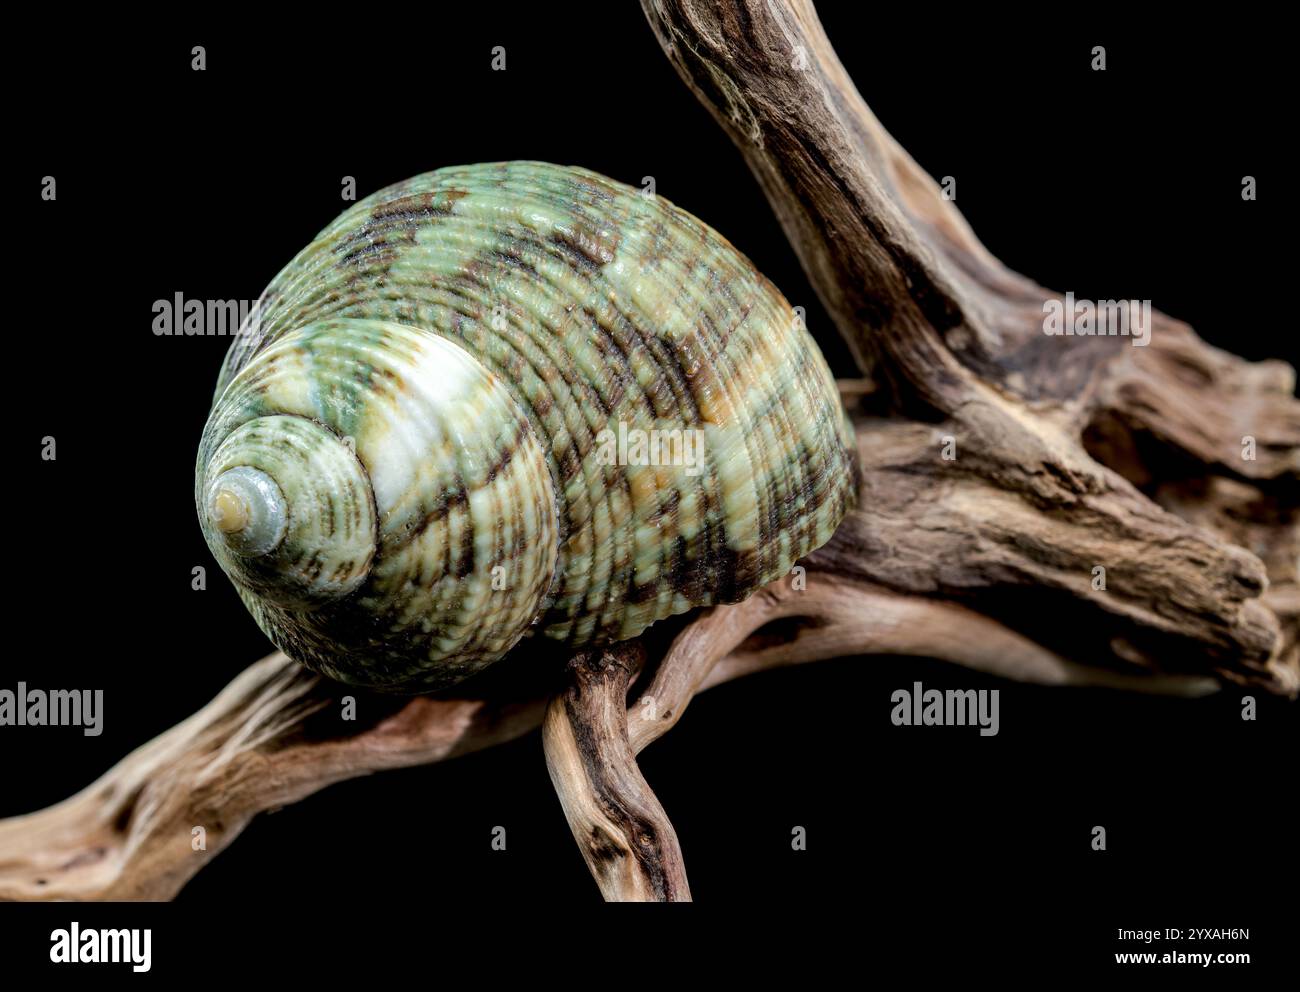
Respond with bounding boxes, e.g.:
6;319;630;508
0;561;1218;903
0;654;544;900
2;0;1295;903
643;0;1298;695
542;641;693;902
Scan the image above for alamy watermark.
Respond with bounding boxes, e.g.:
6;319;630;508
1043;292;1151;347
890;681;999;736
594;420;706;476
0;684;103;736
50;923;150;972
152;292;263;337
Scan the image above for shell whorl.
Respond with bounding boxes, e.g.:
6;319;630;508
199;162;856;692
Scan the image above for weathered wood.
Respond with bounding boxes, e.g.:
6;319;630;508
0;654;544;900
1;562;1218;903
643;0;1298;695
542;642;692;902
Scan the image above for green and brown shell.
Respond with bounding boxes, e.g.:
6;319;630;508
197;162;856;692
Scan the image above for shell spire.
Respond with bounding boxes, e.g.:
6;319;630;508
199;162;856;692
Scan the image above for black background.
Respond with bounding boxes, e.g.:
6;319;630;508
6;5;1294;980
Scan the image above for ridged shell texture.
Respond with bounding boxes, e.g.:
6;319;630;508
197;162;856;691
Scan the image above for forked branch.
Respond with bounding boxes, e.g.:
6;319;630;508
643;0;1299;694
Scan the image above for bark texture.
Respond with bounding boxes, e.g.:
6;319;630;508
644;0;1298;695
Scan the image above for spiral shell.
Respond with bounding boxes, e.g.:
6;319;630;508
198;162;856;692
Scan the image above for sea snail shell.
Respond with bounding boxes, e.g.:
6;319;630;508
197;162;856;692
